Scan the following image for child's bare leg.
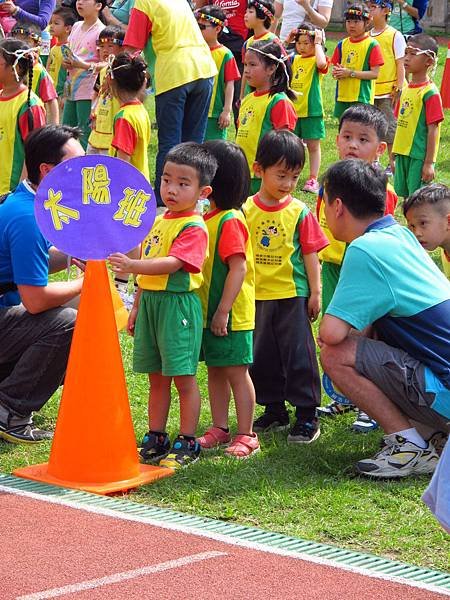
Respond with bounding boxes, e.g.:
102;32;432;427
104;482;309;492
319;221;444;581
226;365;255;435
148;372;171;432
174;375;201;436
306;139;321;179
207;366;231;429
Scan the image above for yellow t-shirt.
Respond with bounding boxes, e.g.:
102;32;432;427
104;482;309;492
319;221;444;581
371;26;399;97
88;67;121;150
124;0;217;95
110;101;151;180
137;212;207;292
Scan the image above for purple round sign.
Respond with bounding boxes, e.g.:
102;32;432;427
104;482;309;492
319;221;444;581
35;156;156;260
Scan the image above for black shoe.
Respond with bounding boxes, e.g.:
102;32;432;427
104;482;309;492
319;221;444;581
139;431;170;464
253;410;290;433
287;418;320;444
0;422;53;444
159;436;201;469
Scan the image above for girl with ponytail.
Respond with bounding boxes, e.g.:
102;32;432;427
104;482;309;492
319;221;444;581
0;38;46;194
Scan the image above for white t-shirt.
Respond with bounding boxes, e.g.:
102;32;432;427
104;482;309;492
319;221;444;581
277;0;333;41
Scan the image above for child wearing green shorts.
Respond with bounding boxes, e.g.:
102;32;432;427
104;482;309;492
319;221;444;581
393;34;444;198
197;140;260;458
108;142;217;469
289;24;328;195
195;5;241;141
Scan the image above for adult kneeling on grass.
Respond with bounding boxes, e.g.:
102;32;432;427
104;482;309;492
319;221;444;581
0;125;84;444
318;159;450;479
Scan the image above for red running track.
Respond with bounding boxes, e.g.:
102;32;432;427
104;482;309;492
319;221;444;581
0;490;448;600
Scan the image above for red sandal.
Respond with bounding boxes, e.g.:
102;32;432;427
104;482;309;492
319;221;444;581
197;426;231;449
225;433;260;459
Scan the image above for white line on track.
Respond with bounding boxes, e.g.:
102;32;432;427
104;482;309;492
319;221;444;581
16;551;226;600
1;484;449;598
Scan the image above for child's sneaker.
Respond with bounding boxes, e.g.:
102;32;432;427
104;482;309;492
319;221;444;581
225;433;260;459
356;434;439;479
159;436;201;469
139;431;170;464
303;178;320;194
287;417;320;444
197;426;231;449
317;400;356;417
253;409;290;433
351;410;379;433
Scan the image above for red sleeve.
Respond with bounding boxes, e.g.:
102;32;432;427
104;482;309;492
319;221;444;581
385;188;398;216
224;56;241;82
331;45;340;65
111;117;137;156
18;105;46;140
299;210;329;255
369;43;384;67
123;8;153;50
38;74;57;102
217;218;248;263
424;93;444;125
318;57;330;75
270;99;297;131
393;97;400;118
169;225;208;273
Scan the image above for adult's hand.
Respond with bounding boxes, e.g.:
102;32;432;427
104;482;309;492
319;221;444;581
1;1;18;15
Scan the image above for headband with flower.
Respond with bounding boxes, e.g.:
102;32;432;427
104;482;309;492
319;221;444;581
248;0;275;22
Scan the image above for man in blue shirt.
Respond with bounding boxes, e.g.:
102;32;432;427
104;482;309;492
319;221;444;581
0;125;84;444
318;159;450;479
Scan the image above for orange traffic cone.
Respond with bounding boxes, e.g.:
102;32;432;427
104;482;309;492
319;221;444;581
441;42;450;110
14;260;174;494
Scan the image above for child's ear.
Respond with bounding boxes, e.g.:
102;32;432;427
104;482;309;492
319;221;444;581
199;185;213;199
376;141;387;159
252;161;263;179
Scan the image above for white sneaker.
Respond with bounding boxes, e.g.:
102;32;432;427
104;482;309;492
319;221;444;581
356;433;439;479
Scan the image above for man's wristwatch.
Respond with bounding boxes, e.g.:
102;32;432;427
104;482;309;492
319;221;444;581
402;2;408;8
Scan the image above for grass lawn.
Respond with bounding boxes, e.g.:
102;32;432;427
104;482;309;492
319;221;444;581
1;39;449;572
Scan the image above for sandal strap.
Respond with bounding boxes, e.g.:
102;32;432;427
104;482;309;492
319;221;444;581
227;434;259;456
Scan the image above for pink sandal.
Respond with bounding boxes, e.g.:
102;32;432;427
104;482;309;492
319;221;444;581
197;426;231;449
225;434;260;459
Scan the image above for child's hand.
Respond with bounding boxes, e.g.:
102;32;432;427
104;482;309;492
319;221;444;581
285;28;298;45
422;162;435;183
314;29;323;45
333;64;351;79
218;110;231;129
308;292;321;322
108;252;133;275
127;306;138;336
211;308;229;336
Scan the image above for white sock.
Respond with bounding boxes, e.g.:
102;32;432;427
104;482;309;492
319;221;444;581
396;427;427;448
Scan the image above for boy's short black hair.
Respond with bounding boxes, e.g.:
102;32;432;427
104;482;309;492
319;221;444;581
97;26;125;45
248;0;275;29
322;159;387;218
25;125;82;186
407;33;438;59
339;103;388;141
403;183;450;217
164;142;218;187
255;129;305;171
52;7;78;26
344;2;370;21
195;4;227;28
203;140;250;209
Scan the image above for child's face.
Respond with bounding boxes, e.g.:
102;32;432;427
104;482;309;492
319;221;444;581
337;121;386;163
98;39;122;62
368;3;388;23
197;18;219;46
404;44;433;76
49;15;69;39
76;0;102;19
405;205;450;251
295;34;315;57
160;161;211;213
345;17;367;38
254;159;301;202
244;7;260;29
243;51;275;90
